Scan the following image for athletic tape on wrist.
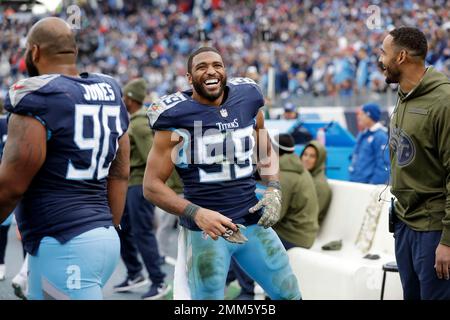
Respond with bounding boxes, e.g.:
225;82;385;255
183;203;200;220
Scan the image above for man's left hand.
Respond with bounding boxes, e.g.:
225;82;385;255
249;188;282;228
435;243;450;280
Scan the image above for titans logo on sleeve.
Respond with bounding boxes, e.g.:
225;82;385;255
4;73;129;255
148;77;265;230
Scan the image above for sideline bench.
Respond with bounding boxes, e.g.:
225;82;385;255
287;179;403;299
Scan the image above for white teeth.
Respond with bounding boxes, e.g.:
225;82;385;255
205;79;219;85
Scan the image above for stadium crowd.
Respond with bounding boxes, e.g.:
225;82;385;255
0;0;449;103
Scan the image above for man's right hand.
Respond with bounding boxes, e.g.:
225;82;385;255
194;208;238;241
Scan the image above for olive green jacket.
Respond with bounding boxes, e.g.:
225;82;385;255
303;140;332;225
129;107;184;194
129;107;152;186
390;67;450;246
167;170;183;195
273;153;319;248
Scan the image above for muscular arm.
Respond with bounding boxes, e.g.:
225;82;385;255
249;110;283;228
255;110;279;182
434;102;450;280
143;130;236;239
0;114;46;223
143;130;187;214
107;133;130;226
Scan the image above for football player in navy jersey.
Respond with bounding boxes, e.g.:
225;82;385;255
144;47;301;300
0;17;130;300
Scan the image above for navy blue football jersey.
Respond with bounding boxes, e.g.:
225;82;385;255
4;73;129;255
148;77;264;230
0;115;7;160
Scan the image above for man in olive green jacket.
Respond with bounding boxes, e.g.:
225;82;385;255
380;27;450;299
273;134;320;249
114;78;170;300
301;140;332;225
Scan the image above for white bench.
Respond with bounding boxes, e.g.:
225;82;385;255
287;179;403;299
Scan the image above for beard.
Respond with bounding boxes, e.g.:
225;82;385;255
192;74;227;102
385;66;401;84
379;60;401;84
25;50;40;77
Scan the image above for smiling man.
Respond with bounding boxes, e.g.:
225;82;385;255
143;47;300;300
379;27;450;300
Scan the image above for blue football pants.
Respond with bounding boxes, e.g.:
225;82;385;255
185;224;301;300
28;226;120;300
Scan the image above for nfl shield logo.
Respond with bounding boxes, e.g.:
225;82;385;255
220;109;228;117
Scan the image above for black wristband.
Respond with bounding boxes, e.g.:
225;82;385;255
183;203;200;220
267;181;281;190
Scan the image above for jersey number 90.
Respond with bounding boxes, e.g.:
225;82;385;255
66;104;123;180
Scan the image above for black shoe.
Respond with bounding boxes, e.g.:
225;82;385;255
141;283;171;300
113;274;149;292
235;292;255;300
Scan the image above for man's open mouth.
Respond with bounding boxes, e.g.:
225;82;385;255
204;78;220;89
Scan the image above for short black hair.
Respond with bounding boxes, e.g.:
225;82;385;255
187;47;221;74
389;27;428;60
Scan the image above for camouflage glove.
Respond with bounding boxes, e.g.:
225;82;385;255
221;224;248;244
249;188;282;228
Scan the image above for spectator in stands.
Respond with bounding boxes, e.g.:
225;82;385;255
301;140;332;225
310;57;329;96
289;71;310;96
245;66;260;82
1;1;449;102
114;78;170;300
333;48;356;97
348;103;390;185
278;102;298;120
356;48;371;94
